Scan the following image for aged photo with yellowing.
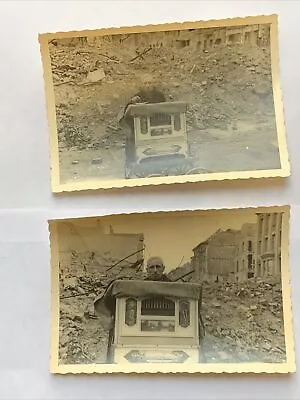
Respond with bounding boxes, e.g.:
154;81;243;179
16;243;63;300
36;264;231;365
49;205;295;374
39;15;290;192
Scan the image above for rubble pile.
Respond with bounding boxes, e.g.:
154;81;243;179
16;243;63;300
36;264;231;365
49;35;274;150
167;262;193;282
58;251;145;364
58;296;108;365
200;277;286;363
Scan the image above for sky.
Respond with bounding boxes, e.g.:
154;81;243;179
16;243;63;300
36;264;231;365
67;209;258;272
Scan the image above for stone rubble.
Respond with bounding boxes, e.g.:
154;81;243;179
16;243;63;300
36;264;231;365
200;277;286;363
58;252;145;364
49;36;274;151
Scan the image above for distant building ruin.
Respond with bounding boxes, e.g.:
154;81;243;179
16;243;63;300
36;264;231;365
192;229;241;283
86;23;271;51
58;222;144;276
174;24;270;51
191;212;282;284
255;212;282;279
235;223;256;282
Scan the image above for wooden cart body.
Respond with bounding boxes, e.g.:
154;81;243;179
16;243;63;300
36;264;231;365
94;280;203;364
122;102;194;178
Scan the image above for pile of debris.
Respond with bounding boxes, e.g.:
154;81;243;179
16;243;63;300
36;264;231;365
167;261;193;282
49;35;274;150
58;251;145;365
200;277;286;363
58;296;108;365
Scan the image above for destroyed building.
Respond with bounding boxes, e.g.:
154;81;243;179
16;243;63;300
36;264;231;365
235;223;256;282
191;212;282;284
192;229;241;283
255;212;282;279
174;23;270;51
86;23;270;51
58;221;144;279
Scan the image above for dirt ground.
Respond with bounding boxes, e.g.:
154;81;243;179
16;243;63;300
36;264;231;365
58;260;286;365
48;30;281;184
59;116;280;184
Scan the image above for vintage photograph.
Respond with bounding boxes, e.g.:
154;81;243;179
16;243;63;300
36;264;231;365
49;205;295;374
39;14;290;193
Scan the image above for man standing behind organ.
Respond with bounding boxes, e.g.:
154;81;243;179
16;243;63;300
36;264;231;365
95;255;173;362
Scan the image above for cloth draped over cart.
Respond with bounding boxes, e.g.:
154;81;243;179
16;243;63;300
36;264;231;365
94;279;203;317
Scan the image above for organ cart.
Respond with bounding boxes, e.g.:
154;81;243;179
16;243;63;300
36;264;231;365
120;101;197;178
94;279;204;364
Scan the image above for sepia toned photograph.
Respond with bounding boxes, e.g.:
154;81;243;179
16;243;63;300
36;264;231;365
49;205;295;374
39;14;290;193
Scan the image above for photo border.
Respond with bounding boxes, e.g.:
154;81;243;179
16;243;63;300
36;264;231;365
39;14;291;193
49;205;296;374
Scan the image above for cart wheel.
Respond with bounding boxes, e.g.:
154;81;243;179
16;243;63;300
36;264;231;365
137;168;165;178
161;168;170;176
147;173;164;178
124;165;133;179
173;165;187;175
185;167;210;175
135;171;148;178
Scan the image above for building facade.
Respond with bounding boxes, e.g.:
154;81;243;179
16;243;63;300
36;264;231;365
174;24;270;52
255;212;282;279
192;229;241;283
86;23;271;51
235;223;256;282
58;221;144;276
191;212;282;284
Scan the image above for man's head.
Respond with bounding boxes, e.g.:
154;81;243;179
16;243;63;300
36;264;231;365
146;256;165;280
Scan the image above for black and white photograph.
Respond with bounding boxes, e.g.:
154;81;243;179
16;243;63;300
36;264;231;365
39;14;290;193
50;205;295;374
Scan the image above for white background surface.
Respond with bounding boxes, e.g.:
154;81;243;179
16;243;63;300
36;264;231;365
0;1;299;399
